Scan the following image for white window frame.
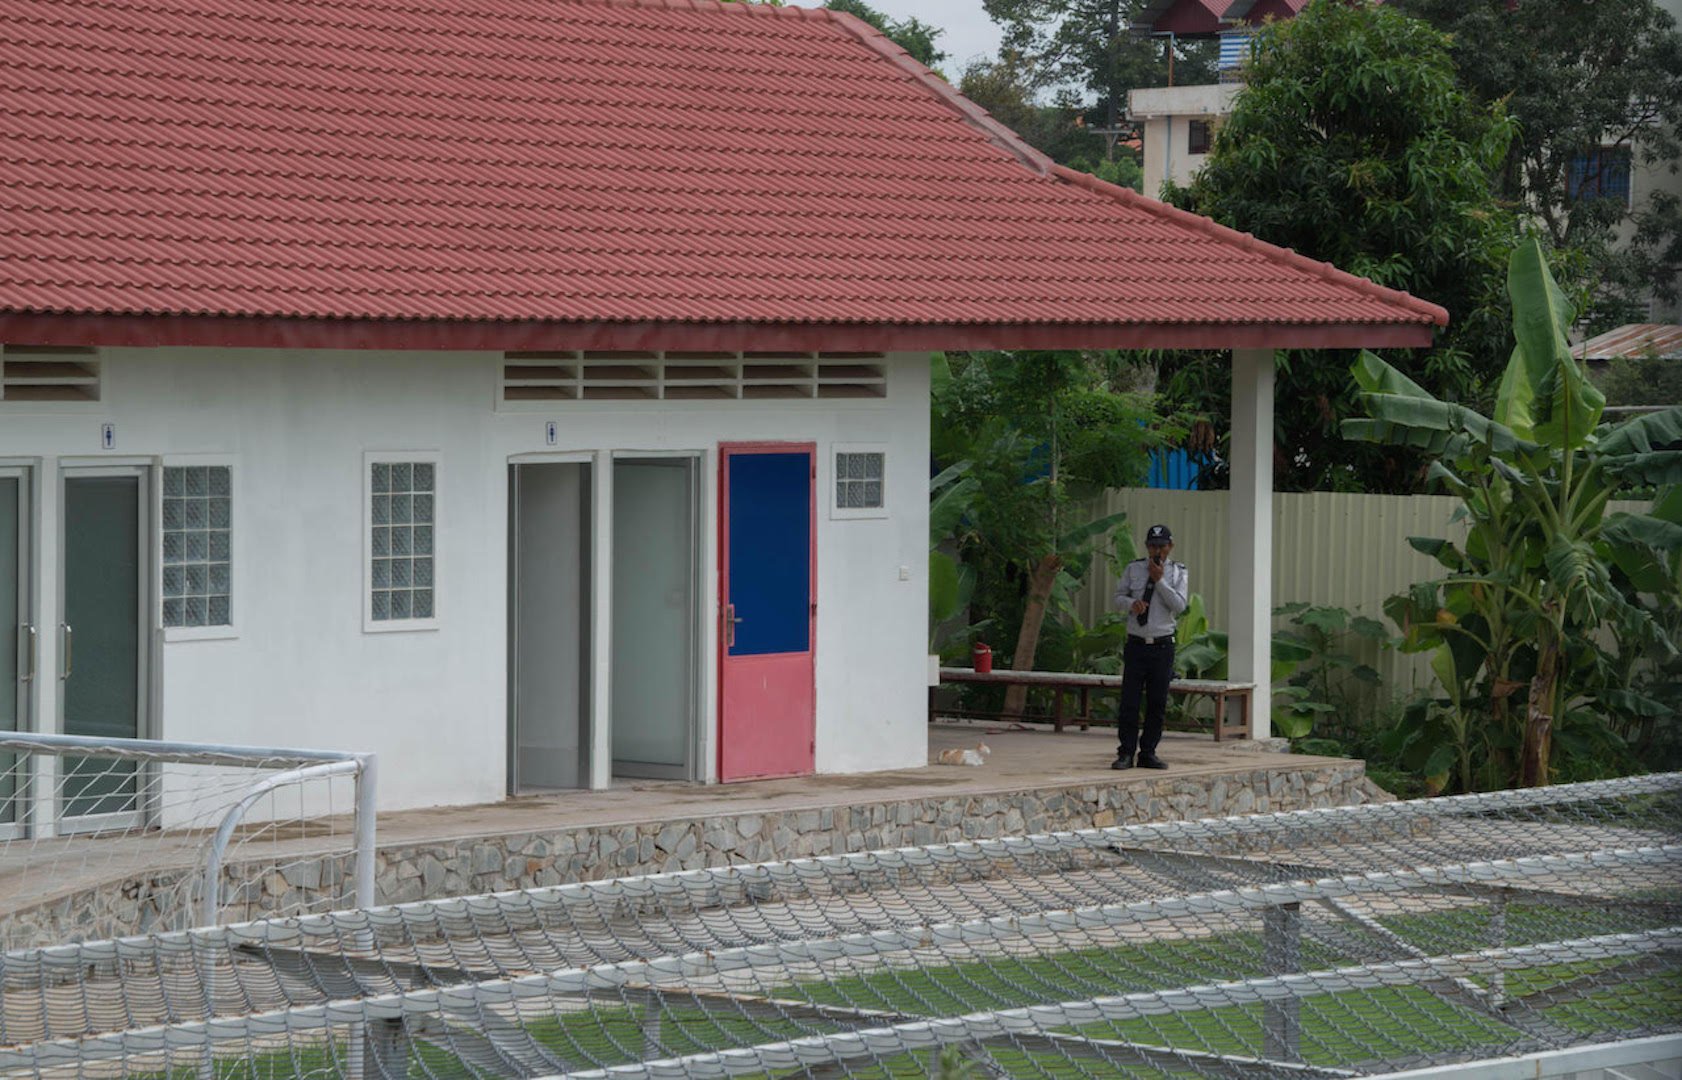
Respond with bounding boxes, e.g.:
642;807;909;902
158;453;240;642
829;442;889;520
363;450;441;633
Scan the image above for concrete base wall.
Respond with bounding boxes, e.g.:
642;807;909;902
7;762;1373;947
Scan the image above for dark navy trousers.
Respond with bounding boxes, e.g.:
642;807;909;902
1117;636;1175;759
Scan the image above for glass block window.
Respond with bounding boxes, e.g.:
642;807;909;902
162;465;232;628
371;461;435;622
835;451;885;510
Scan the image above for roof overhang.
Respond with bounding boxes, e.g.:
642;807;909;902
0;312;1439;354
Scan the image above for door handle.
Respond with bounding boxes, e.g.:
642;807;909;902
723;604;743;648
19;624;35;682
59;624;72;680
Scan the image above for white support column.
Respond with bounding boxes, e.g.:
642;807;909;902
1228;349;1274;738
588;453;614;790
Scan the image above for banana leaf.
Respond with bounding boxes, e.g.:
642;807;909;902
929;550;963;626
929;472;978;541
1351;348;1435;398
1603;512;1682;552
1596;406;1682;455
1058;510;1128;552
1499;236;1604;450
1601;450;1682;487
1408;536;1467;571
1345;393;1536;455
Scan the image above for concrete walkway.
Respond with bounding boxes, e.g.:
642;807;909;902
1;725;1360;945
372;724;1331;846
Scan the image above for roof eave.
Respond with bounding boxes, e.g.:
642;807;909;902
0;312;1439;354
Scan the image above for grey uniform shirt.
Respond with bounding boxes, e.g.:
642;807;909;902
1113;558;1189;641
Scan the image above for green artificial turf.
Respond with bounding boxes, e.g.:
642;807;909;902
112;905;1682;1079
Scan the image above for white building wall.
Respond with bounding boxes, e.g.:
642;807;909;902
1128;83;1241;199
0;347;932;812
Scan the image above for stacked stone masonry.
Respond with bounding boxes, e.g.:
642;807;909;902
8;763;1375;947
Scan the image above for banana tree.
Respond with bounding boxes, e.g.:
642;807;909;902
1345;235;1682;786
931;349;1156;715
929;461;984;652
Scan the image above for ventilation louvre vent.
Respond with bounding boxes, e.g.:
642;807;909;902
502;352;887;403
1;345;101;402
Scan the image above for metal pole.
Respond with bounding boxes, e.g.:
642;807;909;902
354;752;378;910
200;759;361;929
0;730;363;768
1263;902;1302;1062
350;752;379;1080
1490;888;1508;1008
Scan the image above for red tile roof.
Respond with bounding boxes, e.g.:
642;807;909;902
0;0;1446;352
1133;0;1307;37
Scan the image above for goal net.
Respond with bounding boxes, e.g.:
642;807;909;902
0;773;1675;1079
0;732;373;951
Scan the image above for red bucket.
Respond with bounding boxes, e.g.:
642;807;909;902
972;642;993;674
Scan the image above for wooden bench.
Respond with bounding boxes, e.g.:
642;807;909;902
933;667;1255;741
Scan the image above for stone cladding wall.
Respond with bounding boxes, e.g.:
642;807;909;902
8;762;1374;946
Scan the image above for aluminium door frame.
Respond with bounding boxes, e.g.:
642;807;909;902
0;463;35;841
506;452;599;796
608;450;704;782
56;461;154;834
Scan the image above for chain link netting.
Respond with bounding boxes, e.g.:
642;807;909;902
1;774;1676;1078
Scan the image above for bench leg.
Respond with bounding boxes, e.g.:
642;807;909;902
1214;694;1226;742
1079;687;1091;730
1053;687;1064;733
1240;690;1252;739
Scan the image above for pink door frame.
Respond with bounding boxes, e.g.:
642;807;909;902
716;442;816;782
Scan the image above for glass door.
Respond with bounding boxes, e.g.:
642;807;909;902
611;457;699;780
59;468;149;829
508;461;593;793
0;469;29;839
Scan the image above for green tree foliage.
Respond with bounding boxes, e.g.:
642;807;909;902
1161;0;1517;493
824;0;947;69
982;0;1215;134
1347;236;1682;789
1391;0;1682;328
1598;355;1682;409
932;351;1160;710
956;59;1143;187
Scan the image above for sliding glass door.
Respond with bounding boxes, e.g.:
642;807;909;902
59;468;150;828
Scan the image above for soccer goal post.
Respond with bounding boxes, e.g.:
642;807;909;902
0;731;376;949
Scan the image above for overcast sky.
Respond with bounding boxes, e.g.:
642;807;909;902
864;0;1004;75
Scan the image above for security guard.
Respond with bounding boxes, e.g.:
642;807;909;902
1111;523;1188;770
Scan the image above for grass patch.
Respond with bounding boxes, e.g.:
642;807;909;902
1070;985;1517;1066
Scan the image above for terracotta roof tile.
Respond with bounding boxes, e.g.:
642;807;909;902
0;0;1447;349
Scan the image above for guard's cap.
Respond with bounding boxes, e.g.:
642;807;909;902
1146;524;1174;545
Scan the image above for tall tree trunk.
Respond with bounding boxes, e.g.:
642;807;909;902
1001;554;1062;719
1521;642;1559;788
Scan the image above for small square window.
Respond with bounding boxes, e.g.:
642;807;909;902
162;465;232;629
833;449;887;518
368;457;438;627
